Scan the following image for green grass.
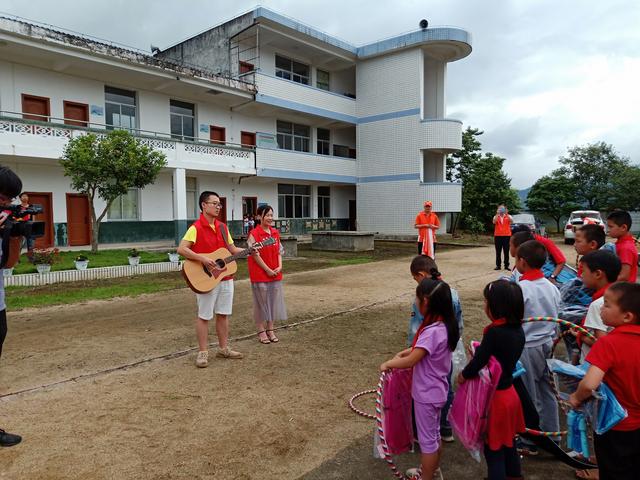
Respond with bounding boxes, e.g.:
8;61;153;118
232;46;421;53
5;241;440;310
12;249;176;274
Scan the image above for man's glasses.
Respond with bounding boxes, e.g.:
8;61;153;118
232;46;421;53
204;202;222;208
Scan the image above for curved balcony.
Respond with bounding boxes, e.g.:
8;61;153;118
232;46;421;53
420;118;462;152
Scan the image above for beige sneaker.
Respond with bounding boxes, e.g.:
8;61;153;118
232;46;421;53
216;346;243;359
195;350;209;368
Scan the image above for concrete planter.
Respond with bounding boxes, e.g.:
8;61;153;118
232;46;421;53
36;264;51;274
311;231;375;252
74;260;89;271
280;236;298;258
128;256;141;266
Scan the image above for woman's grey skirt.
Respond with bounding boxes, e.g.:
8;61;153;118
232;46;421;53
251;281;287;324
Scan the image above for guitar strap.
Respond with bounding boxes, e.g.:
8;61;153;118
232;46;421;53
217;220;231;249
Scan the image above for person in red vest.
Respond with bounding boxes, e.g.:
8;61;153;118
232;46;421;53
247;204;287;344
414;201;440;258
178;191;247;368
493;204;513;271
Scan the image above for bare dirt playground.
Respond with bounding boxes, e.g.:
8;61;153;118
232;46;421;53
1;242;580;479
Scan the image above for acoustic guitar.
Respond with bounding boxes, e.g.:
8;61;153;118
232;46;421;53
181;237;275;293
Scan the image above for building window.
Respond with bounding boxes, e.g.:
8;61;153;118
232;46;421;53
277;121;310;152
317;128;330;155
318;186;330;218
278;184;310;218
239;61;254;74
275;55;310;85
317;69;330;91
186;177;198;218
170;100;195;140
108;188;139;220
105;86;136;129
333;144;350;158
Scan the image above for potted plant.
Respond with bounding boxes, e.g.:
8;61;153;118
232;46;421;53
128;248;141;266
167;250;180;263
74;254;89;271
33;247;60;274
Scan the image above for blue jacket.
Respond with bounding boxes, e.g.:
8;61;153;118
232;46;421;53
407;287;464;346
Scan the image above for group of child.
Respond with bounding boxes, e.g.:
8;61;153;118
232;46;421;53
380;209;639;480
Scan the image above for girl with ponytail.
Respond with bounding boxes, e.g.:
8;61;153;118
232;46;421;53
380;277;460;479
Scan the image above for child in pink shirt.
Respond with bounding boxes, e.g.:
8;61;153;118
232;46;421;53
381;274;460;479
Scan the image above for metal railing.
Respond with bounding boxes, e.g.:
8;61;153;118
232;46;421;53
0;111;256;160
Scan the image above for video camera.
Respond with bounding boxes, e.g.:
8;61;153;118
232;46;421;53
1;204;45;238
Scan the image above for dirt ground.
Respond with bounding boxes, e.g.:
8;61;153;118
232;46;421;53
0;241;581;479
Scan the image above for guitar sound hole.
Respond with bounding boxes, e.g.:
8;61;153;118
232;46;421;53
215;259;225;269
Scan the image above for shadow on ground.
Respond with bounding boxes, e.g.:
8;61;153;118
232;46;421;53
299;431;577;480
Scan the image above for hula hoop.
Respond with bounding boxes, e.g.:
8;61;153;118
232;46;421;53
348;317;596;478
348;389;376;420
375;371;415;480
522;317;594;438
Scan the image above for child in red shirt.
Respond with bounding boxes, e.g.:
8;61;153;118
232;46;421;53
569;282;640;480
606;210;638;282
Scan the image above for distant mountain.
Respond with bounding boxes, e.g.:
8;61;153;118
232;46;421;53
518;188;531;209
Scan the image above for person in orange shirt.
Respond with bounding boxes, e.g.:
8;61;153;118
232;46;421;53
414;201;440;258
493;204;513;271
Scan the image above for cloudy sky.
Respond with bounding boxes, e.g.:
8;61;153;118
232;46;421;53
2;0;638;188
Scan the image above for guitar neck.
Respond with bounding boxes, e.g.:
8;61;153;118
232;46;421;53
222;247;252;265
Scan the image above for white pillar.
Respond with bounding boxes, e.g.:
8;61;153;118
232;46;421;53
172;168;187;220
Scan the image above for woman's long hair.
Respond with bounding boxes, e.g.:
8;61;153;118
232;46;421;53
416;273;460;351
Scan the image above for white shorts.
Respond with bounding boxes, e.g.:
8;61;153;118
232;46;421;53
196;280;234;320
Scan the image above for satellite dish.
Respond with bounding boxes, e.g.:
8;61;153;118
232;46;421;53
419;19;428;29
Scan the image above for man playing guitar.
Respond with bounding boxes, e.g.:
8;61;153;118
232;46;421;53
177;191;247;367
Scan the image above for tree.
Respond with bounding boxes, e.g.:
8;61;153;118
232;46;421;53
610;164;640;211
558;142;630;210
448;127;521;233
526;172;580;232
60;130;167;252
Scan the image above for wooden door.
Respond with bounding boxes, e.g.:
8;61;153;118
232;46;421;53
349;200;357;231
242;197;257;217
210;126;226;145
26;192;54;248
21;94;50;122
239;61;254;74
66;194;91;246
218;197;227;224
241;131;256;148
63;101;89;127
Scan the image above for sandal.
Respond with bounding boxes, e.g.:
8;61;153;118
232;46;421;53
266;329;279;343
257;330;271;344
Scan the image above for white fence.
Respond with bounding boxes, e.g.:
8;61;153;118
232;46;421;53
4;261;183;287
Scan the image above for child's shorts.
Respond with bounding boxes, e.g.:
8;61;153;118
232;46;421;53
414;400;445;454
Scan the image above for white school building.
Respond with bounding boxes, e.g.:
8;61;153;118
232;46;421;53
0;7;471;246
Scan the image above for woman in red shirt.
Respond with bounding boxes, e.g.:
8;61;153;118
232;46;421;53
247;205;287;344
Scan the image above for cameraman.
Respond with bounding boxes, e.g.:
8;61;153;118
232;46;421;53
0;165;23;447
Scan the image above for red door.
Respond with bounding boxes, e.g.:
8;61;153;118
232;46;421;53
218;197;227;224
66;194;91;246
63;101;89;127
239;61;254;74
21;94;50;122
210;126;226;145
241;131;256;148
26;192;54;248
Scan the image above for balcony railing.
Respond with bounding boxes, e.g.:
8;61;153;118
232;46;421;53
0;111;255;161
420;118;463;152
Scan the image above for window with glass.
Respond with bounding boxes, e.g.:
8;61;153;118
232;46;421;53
108;188;139;220
277;121;310;152
317;128;330;155
318;186;331;218
170;100;195;141
105;86;136;129
275;55;310;85
317;69;330;91
278;184;310;218
186;176;198;218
